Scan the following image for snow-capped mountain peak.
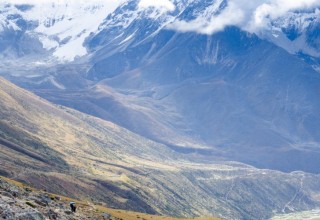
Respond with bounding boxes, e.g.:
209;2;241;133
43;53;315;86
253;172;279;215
262;9;320;56
0;0;126;62
0;0;319;66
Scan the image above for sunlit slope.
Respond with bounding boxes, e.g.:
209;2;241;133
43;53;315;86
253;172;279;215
0;76;180;214
1;77;320;219
0;176;220;220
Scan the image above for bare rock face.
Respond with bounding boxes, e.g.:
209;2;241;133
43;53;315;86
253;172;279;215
0;186;45;220
0;200;45;220
0;178;101;220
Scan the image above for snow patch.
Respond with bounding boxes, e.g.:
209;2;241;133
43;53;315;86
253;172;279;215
138;0;175;12
31;1;125;61
120;30;137;45
53;34;88;61
39;35;59;50
0;0;126;62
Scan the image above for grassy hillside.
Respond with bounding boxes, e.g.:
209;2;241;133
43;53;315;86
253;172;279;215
0;76;181;215
0;76;225;217
0;176;219;220
1;77;320;219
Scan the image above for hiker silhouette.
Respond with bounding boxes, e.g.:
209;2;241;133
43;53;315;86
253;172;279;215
70;202;76;213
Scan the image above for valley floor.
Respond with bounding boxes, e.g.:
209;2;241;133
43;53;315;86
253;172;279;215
271;209;320;220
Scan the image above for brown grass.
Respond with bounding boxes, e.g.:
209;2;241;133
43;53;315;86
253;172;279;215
0;176;220;220
95;205;220;220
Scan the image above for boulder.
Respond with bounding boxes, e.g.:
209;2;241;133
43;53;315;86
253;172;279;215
102;212;112;219
47;209;58;220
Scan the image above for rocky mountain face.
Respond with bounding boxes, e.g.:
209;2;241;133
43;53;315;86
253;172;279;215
0;177;95;220
0;1;125;63
258;8;320;74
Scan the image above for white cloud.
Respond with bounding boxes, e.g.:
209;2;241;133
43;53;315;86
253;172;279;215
168;0;320;35
168;1;245;34
138;0;175;12
248;0;320;31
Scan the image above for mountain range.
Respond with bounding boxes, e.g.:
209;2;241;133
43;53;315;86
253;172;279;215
0;0;320;219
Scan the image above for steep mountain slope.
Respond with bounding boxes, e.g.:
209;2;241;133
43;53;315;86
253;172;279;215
78;1;320;173
1;0;320;174
2;78;320;219
33;26;320;173
0;77;178;215
0;177;220;220
1;2;320;219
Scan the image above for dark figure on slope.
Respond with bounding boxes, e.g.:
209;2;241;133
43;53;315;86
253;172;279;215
70;202;76;213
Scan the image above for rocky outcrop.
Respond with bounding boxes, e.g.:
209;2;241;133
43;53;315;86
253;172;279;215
0;178;110;220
